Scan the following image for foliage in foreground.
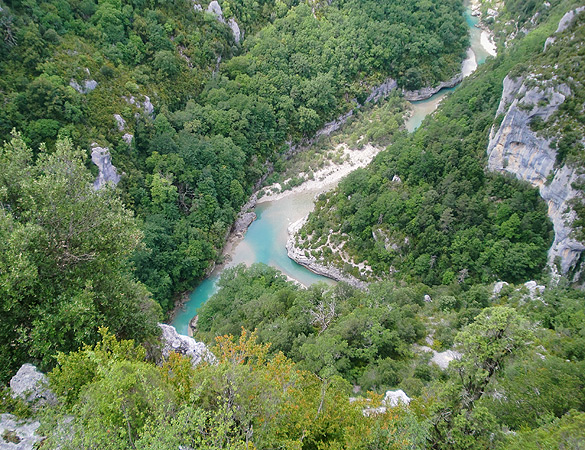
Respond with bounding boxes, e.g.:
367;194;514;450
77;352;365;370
44;329;429;450
196;264;585;449
0;134;161;382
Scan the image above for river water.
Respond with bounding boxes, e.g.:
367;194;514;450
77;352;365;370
171;5;494;335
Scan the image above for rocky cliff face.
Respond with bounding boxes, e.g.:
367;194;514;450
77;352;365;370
487;74;585;277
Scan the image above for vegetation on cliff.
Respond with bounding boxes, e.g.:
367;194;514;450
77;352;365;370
293;2;585;285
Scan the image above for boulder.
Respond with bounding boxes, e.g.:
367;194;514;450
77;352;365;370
0;414;42;450
383;389;411;407
10;364;57;407
91;144;121;190
159;324;214;366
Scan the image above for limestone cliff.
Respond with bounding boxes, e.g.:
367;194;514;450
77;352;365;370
487;73;584;277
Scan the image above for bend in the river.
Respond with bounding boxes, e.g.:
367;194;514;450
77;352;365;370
171;4;495;335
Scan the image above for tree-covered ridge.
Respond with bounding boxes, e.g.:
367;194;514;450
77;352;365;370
295;15;564;286
192;263;585;449
0;134;161;382
196;264;426;387
0;0;470;312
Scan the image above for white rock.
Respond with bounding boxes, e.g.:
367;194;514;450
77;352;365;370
142;95;154;116
383;389;411;407
543;36;556;52
228;18;241;43
124;95;154;118
366;77;397;103
122;133;133;145
524;280;545;299
69;79;98;94
424;294;432;303
159;324;214;366
91;143;121;190
402;73;463;101
113;114;126;131
430;350;461;370
555;6;585;34
207;0;225;23
487;75;585;276
0;414;42;450
10;364;57;407
492;281;509;296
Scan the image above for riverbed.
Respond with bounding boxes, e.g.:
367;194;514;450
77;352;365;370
171;4;496;335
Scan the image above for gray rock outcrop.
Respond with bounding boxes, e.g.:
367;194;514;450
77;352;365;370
0;414;42;450
122;133;133;145
431;350;461;370
91;144;121;190
384;389;411;407
207;0;225;23
113;114;126;131
124;95;154;118
228;18;241;43
415;345;461;370
544;6;585;51
69;78;98;94
523;280;546;299
159;324;214;366
10;364;57;407
366;77;398;104
233;212;256;237
206;1;241;43
231;194;257;237
487;74;585;276
556;6;585;33
492;281;509;296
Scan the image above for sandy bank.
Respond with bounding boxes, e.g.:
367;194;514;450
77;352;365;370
481;31;497;56
257;143;383;204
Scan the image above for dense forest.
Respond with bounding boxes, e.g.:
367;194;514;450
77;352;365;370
2;0;585;448
0;0;468;315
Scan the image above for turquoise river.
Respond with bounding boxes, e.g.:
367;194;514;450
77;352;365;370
172;4;494;335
